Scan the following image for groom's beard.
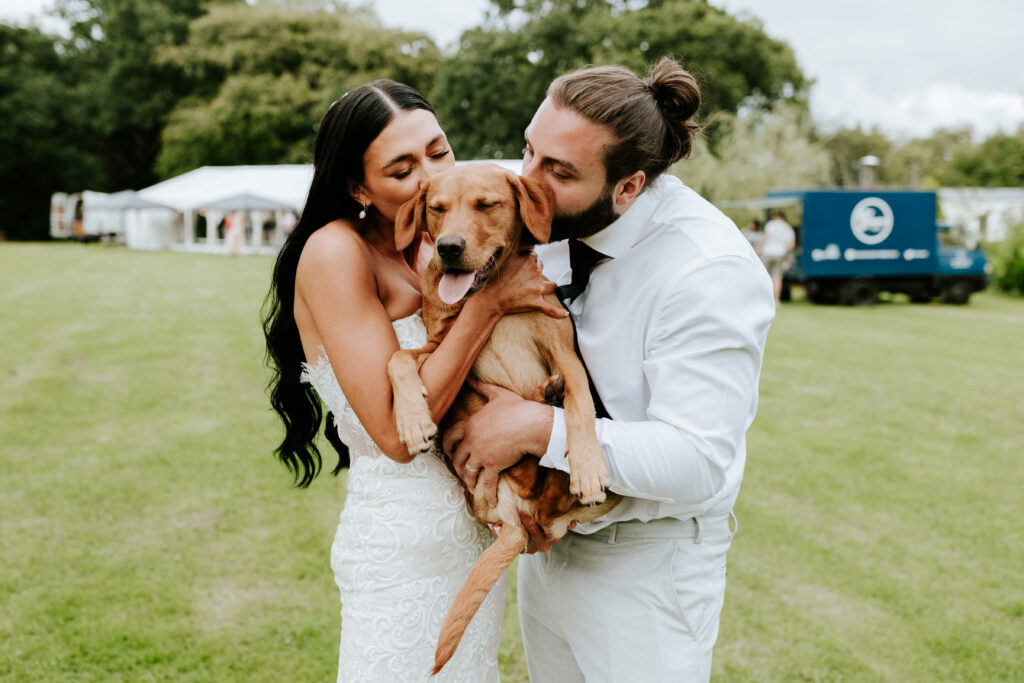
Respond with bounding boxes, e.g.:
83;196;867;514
549;186;618;242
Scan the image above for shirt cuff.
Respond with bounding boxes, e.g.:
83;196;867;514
538;406;570;472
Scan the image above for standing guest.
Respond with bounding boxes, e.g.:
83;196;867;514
742;217;764;250
278;209;298;244
223;210;247;257
758;209;796;302
443;57;775;682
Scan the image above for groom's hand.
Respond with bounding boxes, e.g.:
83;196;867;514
443;379;554;508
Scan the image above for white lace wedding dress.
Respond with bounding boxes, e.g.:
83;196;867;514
300;312;507;682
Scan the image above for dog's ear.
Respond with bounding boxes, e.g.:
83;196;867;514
510;175;554;245
394;182;429;251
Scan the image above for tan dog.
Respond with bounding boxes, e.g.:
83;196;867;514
387;163;621;674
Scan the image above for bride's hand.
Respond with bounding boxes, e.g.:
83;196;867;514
476;250;566;318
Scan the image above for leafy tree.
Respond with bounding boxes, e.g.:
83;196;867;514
156;73;323;176
819;125;893;187
0;0;213;239
820;125;1024;190
54;0;213;190
155;2;440;178
884;127;973;188
938;127;1024;187
985;220;1024;295
680;104;831;205
0;25;97;240
432;0;808;159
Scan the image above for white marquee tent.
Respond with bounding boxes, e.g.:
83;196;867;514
128;165;313;252
125;160;523;253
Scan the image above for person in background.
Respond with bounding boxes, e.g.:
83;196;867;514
278;210;298;243
757;210;795;303
742;218;764;250
223;210;247;257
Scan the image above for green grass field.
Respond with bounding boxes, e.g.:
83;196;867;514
1;243;1022;682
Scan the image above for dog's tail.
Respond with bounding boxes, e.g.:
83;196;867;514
433;522;527;675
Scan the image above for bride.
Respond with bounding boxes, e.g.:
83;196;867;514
262;80;563;681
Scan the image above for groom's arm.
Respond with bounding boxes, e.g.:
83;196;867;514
541;257;774;504
446;256;773;508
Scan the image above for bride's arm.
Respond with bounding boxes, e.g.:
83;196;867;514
297;226;558;462
413;248;564;426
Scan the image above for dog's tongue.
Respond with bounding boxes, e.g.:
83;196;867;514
438;271;476;304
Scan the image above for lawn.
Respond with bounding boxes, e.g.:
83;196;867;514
1;243;1021;682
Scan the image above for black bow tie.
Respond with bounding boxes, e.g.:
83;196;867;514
556;240;610;303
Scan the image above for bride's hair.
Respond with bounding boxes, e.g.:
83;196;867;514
262;80;437;487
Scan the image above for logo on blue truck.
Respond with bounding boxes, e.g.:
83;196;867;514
850;197;894;245
811;196;930;263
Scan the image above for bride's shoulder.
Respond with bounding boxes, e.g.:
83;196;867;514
296;222;379;307
299;221;372;275
303;220;367;257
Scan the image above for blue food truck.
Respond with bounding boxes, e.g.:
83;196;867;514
727;190;990;305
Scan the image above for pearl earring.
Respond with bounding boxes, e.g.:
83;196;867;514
358;203;367;220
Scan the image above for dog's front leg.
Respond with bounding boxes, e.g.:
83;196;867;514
387;343;438;456
546;339;609;505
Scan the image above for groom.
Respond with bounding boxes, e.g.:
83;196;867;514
444;58;775;681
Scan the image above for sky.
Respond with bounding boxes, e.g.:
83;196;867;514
3;0;1022;140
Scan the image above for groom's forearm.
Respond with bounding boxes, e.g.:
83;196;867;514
538;253;774;506
539;411;724;504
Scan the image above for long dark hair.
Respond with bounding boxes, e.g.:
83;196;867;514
262;80;436;487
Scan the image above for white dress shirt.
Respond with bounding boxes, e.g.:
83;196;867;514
761;218;795;258
536;175;775;532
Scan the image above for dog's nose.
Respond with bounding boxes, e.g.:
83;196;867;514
436;236;466;262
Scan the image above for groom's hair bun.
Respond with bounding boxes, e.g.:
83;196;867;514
547;56;703;185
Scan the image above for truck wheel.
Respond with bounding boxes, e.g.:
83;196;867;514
807;282;838;305
841;279;878;306
940;279;971;305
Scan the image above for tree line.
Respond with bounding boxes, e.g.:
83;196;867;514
2;0;1022;241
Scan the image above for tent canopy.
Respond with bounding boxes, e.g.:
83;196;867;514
202;193;295;211
112;190;175;210
80;189;174;210
134;160;525;215
137;165;312;213
715;195;804;210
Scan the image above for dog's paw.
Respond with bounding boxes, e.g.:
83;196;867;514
395;389;437;456
397;414;437;456
544;374;566;407
531;374;565;407
570;461;610;505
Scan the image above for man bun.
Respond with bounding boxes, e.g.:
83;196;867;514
645;57;702;163
548;56;703;186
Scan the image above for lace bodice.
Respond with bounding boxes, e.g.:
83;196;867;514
300;312;429;468
299;312;505;682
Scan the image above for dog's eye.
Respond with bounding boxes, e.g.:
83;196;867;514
429;205;446;214
476;200;499;210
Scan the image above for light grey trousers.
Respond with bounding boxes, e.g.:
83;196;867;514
518;514;734;683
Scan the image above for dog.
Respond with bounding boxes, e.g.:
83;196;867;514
387;163;621;674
